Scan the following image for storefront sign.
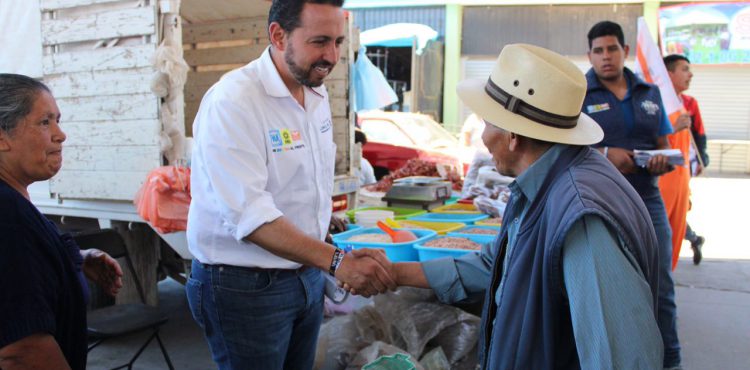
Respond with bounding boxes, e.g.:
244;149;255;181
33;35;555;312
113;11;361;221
660;2;750;64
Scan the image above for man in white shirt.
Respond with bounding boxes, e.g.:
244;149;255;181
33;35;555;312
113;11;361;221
186;1;396;368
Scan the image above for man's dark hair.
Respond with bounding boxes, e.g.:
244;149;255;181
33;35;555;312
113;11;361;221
268;0;345;33
663;54;690;72
354;129;367;145
0;73;51;134
587;21;625;49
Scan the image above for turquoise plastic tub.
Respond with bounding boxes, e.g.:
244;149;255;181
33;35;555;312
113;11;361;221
407;213;489;225
331;227;437;262
447;225;501;244
414;234;489;261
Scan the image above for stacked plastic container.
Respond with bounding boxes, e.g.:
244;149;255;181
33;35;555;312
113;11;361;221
342;203;504;262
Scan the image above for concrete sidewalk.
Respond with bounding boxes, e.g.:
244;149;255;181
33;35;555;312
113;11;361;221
674;259;750;370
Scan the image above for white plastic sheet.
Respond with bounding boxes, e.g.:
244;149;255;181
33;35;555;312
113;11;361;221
0;0;43;77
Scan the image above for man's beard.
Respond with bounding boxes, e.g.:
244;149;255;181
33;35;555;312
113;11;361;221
285;45;334;88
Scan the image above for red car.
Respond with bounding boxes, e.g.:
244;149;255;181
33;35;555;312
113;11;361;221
358;111;471;179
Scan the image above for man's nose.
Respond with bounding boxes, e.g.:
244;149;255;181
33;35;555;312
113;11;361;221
324;43;339;64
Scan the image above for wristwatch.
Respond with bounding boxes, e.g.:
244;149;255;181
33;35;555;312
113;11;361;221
329;247;345;277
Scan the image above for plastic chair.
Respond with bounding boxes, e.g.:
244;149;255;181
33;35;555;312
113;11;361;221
73;229;174;370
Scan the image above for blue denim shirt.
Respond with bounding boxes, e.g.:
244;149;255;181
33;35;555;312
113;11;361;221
422;144;662;368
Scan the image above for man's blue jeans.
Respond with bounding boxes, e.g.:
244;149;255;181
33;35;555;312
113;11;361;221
186;260;325;370
642;190;681;367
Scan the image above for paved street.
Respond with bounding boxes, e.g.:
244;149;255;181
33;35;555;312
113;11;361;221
87;174;750;369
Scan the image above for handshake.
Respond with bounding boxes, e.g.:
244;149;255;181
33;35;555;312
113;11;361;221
332;248;401;298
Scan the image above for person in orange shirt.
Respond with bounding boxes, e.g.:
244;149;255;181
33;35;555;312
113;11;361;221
660;54;700;270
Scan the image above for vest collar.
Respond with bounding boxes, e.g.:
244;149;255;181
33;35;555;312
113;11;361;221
513;144;568;204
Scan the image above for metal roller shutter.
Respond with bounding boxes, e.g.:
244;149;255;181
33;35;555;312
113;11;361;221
688;65;750;173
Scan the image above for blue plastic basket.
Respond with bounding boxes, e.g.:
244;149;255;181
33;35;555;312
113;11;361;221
414;234;489;261
332;227;437;262
447;225;501;244
407;213;489;225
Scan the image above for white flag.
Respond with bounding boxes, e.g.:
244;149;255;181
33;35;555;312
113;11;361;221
634;17;684;123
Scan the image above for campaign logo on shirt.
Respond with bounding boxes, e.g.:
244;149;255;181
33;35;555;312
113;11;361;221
320;118;332;133
269;128;305;152
586;103;610;114
269;129;283;147
641;100;660;116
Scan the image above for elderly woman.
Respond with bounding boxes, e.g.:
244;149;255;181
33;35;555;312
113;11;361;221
0;74;123;370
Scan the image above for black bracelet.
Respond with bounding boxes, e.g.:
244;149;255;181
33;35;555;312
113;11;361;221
329;247;345;277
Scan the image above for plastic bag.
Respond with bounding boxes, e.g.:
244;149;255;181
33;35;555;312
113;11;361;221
133;166;191;233
314;288;480;370
419;347;450;370
474;195;507;218
353;46;398;112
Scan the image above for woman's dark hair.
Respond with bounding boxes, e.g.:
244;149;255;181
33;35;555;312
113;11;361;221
587;21;625;49
0;74;51;134
268;0;345;33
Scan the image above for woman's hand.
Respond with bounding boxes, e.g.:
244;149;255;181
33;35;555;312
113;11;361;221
82;249;123;296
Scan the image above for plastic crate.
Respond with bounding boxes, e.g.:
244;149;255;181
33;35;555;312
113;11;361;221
386;219;465;235
447;225;501;244
414;235;489;261
431;203;481;214
345;207;427;223
331;227;437;262
407;213;488;225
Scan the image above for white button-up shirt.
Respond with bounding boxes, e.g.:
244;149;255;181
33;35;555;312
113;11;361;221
187;47;336;269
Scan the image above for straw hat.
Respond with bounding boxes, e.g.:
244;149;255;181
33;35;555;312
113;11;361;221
457;44;603;145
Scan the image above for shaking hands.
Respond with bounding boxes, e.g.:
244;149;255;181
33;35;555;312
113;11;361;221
334;248;397;297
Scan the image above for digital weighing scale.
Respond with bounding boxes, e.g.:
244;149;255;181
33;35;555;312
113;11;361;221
381;176;452;210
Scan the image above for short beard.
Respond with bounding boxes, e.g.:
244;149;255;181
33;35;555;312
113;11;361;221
284;44;332;88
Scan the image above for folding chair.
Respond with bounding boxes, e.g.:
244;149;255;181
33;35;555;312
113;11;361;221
73;229;174;370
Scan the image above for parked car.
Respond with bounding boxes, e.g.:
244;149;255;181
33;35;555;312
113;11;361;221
357;111;472;179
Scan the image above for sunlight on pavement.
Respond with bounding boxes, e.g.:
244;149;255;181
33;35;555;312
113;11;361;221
679;176;750;261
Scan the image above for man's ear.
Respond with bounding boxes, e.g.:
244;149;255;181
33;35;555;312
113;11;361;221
508;132;520;152
623;44;630;59
268;22;287;51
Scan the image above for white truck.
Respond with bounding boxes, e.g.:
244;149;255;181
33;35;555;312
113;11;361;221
2;0;360;304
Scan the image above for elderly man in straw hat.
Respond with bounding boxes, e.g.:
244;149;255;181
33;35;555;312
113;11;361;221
350;44;663;369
